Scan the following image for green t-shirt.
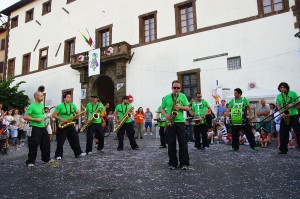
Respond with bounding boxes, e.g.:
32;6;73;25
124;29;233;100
161;93;189;123
55;103;78;124
115;103;133;123
86;102;104;124
229;97;249;109
26;103;45;128
276;91;299;116
191;100;210;116
156;105;166;127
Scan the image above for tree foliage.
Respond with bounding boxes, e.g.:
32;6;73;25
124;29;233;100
0;77;30;112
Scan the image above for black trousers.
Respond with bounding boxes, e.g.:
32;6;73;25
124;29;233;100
279;115;300;153
86;123;104;152
231;120;256;150
194;124;208;149
117;123;138;149
166;122;189;167
26;127;50;164
55;125;83;158
159;126;167;147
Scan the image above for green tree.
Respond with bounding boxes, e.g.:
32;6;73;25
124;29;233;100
0;77;30;112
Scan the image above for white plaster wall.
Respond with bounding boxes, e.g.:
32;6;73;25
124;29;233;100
128;12;300;113
14;65;82;107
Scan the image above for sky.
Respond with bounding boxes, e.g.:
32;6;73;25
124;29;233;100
0;0;20;23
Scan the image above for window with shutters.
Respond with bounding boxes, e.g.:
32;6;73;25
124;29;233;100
11;16;18;29
257;0;289;15
39;47;48;70
64;38;75;63
25;8;34;22
7;58;15;78
96;25;112;48
0;39;5;51
22;53;31;75
42;0;52;15
139;11;157;44
174;0;197;35
177;69;200;100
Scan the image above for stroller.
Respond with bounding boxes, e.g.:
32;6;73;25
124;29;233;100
0;123;9;155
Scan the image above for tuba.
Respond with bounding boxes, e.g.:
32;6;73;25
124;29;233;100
113;106;134;132
168;94;178;126
80;104;103;132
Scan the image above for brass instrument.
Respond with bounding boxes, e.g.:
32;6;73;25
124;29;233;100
58;108;86;129
282;93;290;125
168;94;178;126
80;104;103;132
113;106;134;132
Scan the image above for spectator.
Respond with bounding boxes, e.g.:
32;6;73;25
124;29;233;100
259;128;269;148
107;111;115;133
257;99;271;141
216;123;227;143
134;107;145;139
252;127;261;145
225;131;232;145
207;126;214;145
217;99;227;117
239;130;249;145
12;109;22;141
269;103;276;139
44;107;53;141
3;109;13;126
144;108;153;135
8;120;23;147
186;97;195;142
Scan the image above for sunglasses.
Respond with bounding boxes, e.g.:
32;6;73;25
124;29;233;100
197;96;202;98
173;87;181;90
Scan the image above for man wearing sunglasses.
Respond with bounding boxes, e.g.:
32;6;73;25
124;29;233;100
189;92;211;150
161;80;190;170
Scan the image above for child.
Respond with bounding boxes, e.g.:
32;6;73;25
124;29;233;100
239;130;249;145
207;126;215;145
216;123;227;143
9;120;23;147
259;127;269;148
252;127;260;145
225;131;232;145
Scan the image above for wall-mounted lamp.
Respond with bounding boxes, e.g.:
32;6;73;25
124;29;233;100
295;32;300;39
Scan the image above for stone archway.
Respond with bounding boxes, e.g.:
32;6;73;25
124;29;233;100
92;75;115;110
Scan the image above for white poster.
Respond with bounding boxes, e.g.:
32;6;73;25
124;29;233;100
81;89;86;99
88;49;100;77
117;83;124;91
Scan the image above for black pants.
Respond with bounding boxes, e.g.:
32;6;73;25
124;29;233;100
26;127;50;164
231;120;256;150
55;125;83;158
86;123;104;153
166;122;189;167
279;115;300;153
159;126;167;147
194;124;208;149
117;123;138;149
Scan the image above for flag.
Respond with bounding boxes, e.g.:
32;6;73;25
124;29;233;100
88;49;101;77
79;30;90;46
86;28;94;47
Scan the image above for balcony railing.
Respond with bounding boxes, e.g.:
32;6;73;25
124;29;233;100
71;41;131;67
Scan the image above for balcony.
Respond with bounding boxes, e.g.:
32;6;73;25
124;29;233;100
70;41;131;69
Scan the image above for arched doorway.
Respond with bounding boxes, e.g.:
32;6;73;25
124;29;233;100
92;75;115;111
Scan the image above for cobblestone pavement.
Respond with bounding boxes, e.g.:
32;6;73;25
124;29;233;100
1;132;300;199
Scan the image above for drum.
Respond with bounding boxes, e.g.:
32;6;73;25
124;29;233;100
192;116;205;125
230;108;244;125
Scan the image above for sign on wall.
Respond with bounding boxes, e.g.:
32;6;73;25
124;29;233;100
88;49;100;77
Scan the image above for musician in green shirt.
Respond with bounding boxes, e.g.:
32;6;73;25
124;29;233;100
276;82;300;154
161;80;190;170
114;96;139;151
156;99;167;148
52;94;85;160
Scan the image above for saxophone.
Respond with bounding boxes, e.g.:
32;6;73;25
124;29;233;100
168;94;178;126
282;93;290;125
58;108;86;129
80;104;103;132
113;106;134;132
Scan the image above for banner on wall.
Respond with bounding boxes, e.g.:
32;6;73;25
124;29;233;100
212;86;223;106
88;49;100;77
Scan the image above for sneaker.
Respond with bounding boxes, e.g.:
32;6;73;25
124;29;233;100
87;152;93;155
150;133;153;135
27;163;34;168
181;166;188;170
117;148;123;151
168;165;176;170
278;151;287;155
77;153;86;158
230;148;238;152
140;137;143;139
252;147;259;151
144;133;148;136
56;157;62;160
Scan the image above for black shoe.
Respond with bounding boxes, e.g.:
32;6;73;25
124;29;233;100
278;151;287;154
117;148;123;151
140;137;143;139
132;147;139;150
159;145;167;148
135;137;138;139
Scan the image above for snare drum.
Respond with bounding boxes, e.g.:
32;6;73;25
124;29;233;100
230;108;244;125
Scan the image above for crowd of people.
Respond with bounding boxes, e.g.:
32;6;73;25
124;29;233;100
0;81;299;170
